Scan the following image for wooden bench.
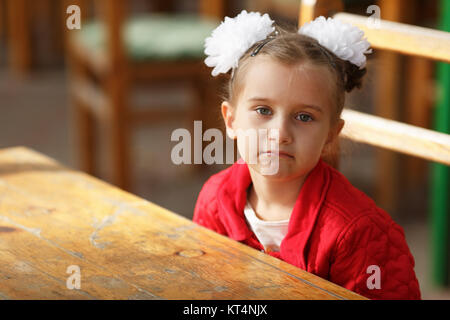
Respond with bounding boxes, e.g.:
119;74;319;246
0;147;366;299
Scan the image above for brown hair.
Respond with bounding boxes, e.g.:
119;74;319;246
224;24;367;127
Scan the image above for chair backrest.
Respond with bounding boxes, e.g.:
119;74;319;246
298;0;343;26
298;0;450;166
66;0;225;72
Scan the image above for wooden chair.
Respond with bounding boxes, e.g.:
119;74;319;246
4;0;66;74
299;0;450;286
66;0;224;191
5;0;31;74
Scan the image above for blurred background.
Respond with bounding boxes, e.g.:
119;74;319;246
0;0;449;299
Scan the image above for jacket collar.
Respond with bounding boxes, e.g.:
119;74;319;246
217;158;332;268
217;159;253;241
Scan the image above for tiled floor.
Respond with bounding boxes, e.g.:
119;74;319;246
1;66;449;299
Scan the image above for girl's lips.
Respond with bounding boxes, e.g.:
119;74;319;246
260;151;294;159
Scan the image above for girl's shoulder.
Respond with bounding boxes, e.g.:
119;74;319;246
321;162;395;227
201;165;234;194
196;164;237;206
193;164;241;231
319;165;415;277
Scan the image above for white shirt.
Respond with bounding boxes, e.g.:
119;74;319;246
243;200;290;252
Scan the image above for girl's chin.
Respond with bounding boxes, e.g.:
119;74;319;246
248;162;300;179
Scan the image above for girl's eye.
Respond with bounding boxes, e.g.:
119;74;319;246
256;107;272;116
295;113;313;122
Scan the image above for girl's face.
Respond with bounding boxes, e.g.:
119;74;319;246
222;55;344;181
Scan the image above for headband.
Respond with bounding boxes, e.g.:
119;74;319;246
204;10;372;77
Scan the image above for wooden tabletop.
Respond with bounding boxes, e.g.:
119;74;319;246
0;147;366;300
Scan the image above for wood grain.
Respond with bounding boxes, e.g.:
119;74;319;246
334;12;450;63
0;147;366;300
341;109;450;166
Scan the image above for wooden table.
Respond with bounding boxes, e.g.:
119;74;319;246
0;147;366;300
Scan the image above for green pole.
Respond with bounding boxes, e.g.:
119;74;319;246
431;0;450;287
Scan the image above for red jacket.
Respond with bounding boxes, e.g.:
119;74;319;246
193;158;421;300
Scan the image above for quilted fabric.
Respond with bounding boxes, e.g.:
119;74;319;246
193;158;421;300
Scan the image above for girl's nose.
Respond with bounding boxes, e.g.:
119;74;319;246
270;116;293;145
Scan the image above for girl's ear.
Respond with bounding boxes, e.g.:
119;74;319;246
324;119;345;146
335;119;345;137
321;119;345;167
321;119;345;159
221;101;236;139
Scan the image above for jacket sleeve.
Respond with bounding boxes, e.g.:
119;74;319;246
329;213;421;300
193;178;228;236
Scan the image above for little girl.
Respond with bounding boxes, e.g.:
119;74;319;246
193;11;421;300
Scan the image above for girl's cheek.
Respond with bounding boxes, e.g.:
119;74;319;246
237;134;256;161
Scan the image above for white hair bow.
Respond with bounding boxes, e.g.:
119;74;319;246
204;11;372;77
298;16;372;69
